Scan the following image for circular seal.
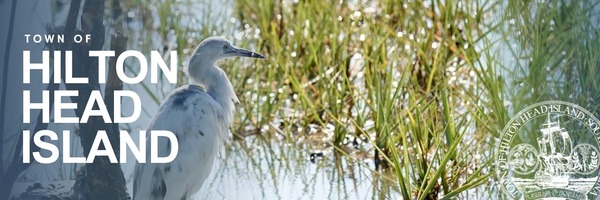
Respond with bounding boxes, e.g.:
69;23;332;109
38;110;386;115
496;101;600;199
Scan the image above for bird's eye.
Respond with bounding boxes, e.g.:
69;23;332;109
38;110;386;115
223;45;228;50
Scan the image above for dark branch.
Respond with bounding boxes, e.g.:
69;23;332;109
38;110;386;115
71;0;129;199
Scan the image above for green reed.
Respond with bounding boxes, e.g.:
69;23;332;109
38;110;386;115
233;0;503;198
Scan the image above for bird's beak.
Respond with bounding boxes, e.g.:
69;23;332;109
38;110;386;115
225;46;266;59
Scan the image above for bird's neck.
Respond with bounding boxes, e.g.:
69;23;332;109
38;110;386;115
190;63;239;126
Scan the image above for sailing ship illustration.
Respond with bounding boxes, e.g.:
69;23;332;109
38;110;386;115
535;113;573;187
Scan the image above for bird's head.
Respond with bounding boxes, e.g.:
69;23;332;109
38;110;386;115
192;36;265;63
187;36;264;110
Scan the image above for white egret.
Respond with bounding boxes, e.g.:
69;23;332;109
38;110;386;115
133;36;264;200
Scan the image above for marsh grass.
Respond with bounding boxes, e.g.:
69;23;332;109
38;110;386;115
100;0;599;199
503;0;600;107
233;0;502;199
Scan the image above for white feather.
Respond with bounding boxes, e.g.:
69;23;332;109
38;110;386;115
133;85;227;200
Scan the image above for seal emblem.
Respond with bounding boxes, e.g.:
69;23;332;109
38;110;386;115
497;101;600;199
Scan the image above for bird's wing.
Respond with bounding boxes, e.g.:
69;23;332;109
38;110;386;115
133;85;227;200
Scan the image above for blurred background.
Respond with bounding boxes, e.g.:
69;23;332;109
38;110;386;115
2;0;600;199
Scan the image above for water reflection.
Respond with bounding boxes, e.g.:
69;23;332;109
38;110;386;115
198;135;401;199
